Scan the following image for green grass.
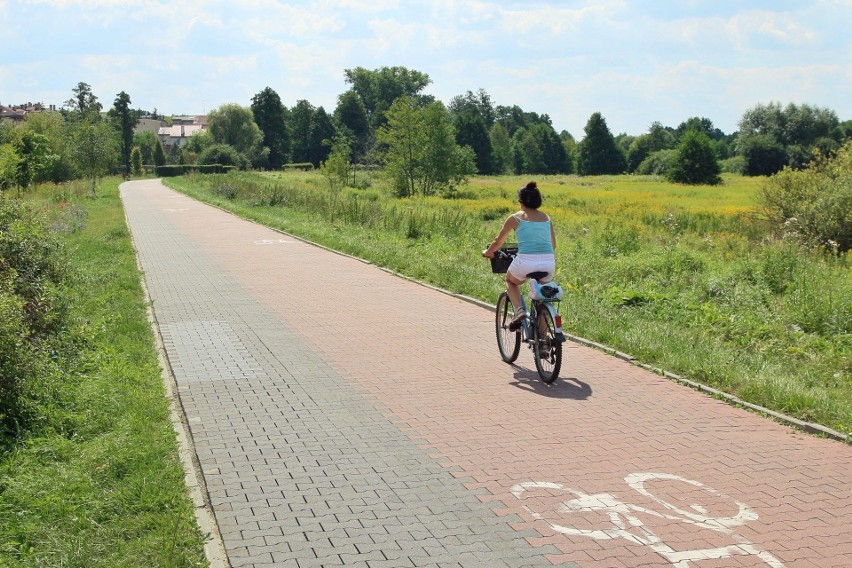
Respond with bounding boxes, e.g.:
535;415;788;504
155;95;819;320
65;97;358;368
0;179;207;567
166;171;851;438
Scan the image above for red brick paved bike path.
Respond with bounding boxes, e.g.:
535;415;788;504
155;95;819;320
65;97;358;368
125;180;851;567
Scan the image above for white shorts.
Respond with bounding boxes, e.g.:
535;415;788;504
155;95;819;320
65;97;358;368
507;253;555;283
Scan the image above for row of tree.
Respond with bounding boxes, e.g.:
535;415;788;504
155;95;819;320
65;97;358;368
1;83;128;192
2;69;850;194
189;67;851;187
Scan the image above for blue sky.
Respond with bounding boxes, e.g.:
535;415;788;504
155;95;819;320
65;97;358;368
2;0;850;137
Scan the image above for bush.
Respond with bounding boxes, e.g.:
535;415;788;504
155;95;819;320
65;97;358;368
720;156;745;174
130;146;143;176
155;164;185;177
666;131;722;185
196;164;226;174
759;140;852;252
282;163;315;171
740;135;787;176
0;194;69;433
198;144;247;169
637;149;676;175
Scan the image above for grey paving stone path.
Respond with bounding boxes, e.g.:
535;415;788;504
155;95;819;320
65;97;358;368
122;180;569;567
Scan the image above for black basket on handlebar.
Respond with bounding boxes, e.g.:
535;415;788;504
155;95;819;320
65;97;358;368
490;244;517;274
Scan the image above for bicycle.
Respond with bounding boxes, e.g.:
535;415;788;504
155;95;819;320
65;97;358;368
489;246;566;383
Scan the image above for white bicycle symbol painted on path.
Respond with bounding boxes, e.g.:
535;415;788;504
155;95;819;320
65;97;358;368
511;473;785;567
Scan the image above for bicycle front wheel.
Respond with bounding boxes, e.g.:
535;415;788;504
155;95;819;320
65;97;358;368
533;305;562;383
496;292;521;363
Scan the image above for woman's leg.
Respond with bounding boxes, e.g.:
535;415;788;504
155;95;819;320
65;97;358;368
506;273;525;314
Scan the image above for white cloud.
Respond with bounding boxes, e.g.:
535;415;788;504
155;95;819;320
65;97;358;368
80;53;128;68
365;17;419;55
726;11;816;48
318;0;398;12
2;0;849;133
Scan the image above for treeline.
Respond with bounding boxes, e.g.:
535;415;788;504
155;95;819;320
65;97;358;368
2;67;851;194
1;83;125;193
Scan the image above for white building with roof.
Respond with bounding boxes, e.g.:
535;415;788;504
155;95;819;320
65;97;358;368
157;123;205;152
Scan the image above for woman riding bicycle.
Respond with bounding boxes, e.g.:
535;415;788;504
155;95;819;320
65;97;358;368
482;181;556;327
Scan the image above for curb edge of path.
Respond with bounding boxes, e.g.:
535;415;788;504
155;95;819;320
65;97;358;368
121;187;231;568
145;288;231;568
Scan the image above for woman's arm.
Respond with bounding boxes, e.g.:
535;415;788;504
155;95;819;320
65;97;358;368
482;215;519;257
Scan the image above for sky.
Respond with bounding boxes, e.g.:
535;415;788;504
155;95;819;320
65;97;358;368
2;0;850;137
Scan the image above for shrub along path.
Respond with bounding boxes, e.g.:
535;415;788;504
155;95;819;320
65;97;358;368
121;179;851;568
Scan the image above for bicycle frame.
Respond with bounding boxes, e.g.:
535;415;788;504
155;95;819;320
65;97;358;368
518;282;566;347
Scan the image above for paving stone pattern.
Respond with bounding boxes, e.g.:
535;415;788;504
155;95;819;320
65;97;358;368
121;180;852;568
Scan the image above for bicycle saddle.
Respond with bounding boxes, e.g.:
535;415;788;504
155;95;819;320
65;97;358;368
526;271;550;281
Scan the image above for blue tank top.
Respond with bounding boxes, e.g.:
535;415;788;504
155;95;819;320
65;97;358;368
515;216;554;254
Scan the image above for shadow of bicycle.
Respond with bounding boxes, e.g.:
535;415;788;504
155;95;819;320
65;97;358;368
509;367;592;400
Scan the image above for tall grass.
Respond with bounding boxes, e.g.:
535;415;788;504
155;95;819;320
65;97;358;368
0;180;207;567
166;171;850;437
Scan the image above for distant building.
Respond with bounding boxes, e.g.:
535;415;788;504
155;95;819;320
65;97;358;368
135;117;166;134
0;102;57;125
157;116;207;152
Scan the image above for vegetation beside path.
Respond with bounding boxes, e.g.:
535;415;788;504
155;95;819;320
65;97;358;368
0;179;207;567
166;171;850;438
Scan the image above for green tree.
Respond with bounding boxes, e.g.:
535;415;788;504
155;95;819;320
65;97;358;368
489;123;513;175
68;119;118;195
307;107;337;167
560;130;577;174
343;66;432;129
64;81;102;120
675;117;722;142
627;122;675;173
737;102;840;175
133;130;159;165
449;89;495;129
0;144;17;190
251;87;290;169
378;97;475;197
334;90;370;163
740;135;787;176
320;137;351;222
420;102;476;197
637;149;677;175
514;128;545;174
207;103;264;163
532;123;570;174
578;112;626;175
108;91;136;175
178;131;215;165
454;110;493;174
21;111;73;182
130;146;143;176
626;135;652;173
13;131;54;191
667;130;722;185
288;100;315;164
153;138;166;167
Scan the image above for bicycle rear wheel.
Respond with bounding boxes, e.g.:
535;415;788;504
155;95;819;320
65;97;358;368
533;305;562;383
496;292;521;363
